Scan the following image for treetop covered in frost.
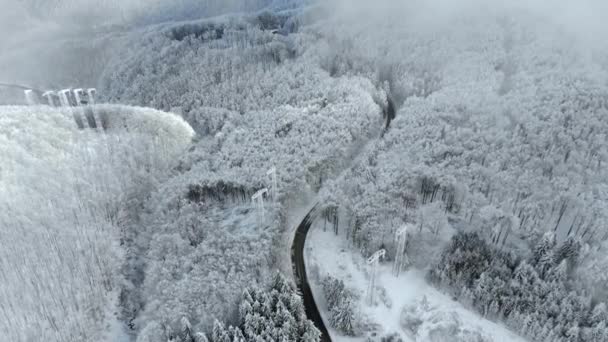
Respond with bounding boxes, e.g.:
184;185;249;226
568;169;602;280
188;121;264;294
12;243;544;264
0;105;193;342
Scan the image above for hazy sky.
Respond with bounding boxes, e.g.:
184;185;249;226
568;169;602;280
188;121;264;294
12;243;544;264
1;0;606;91
4;0;607;42
325;0;608;40
0;0;275;88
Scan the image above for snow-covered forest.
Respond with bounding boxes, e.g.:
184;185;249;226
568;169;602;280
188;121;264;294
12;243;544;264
2;0;608;341
0;105;193;341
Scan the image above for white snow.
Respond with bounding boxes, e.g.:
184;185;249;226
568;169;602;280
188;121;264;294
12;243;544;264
305;225;528;342
0;105;193;342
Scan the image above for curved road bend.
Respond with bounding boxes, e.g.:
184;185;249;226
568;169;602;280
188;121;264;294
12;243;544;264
291;203;331;342
292;91;394;342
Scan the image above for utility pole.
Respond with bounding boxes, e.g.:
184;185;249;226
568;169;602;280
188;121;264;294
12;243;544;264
266;167;277;202
42;91;57;106
87;88;97;105
366;249;386;305
73;88;89;128
24;90;37;105
86;88;102;131
393;226;409;277
73;88;85;106
59;88;88;129
74;88;103;130
58;89;72;107
252;188;268;226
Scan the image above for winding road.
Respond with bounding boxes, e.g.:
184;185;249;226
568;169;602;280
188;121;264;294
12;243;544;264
291;203;331;342
291;93;396;341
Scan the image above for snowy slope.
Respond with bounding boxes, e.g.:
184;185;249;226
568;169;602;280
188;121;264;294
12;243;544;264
97;2;608;340
5;0;608;341
0;105;193;342
305;227;528;342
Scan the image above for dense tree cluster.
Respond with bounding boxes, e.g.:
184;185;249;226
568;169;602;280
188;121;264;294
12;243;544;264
40;2;608;341
319;7;608;288
101;9;385;194
0;105;193;342
321;275;360;336
127;175;280;341
99;10;389;341
155;273;320;342
429;232;608;342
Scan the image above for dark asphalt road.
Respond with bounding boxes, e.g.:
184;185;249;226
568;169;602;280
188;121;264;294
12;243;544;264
291;204;331;342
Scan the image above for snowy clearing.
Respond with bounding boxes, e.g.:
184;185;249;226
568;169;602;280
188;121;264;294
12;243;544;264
305;226;528;342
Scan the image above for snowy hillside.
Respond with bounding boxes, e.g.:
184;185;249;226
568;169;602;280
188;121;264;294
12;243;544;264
305;227;527;342
2;0;608;342
99;1;608;341
99;11;389;339
0;105;193;342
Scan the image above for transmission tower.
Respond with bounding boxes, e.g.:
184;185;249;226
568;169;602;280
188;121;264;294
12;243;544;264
84;88;102;131
42;91;57;106
251;188;268;226
366;249;386;305
393;226;409;277
58;89;72;107
266;167;277;202
24;90;37;105
86;88;97;105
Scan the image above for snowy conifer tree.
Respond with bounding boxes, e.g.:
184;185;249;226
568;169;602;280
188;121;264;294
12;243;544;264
329;298;358;336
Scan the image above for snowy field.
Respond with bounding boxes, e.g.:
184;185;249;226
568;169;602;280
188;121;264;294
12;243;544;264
305;226;527;342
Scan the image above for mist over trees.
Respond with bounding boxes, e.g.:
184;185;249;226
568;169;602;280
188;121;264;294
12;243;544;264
318;0;608;277
13;0;303;26
307;2;608;340
102;3;608;340
3;0;608;341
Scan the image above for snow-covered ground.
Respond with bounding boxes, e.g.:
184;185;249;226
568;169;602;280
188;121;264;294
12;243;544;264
4;1;608;341
0;105;193;342
305;226;527;342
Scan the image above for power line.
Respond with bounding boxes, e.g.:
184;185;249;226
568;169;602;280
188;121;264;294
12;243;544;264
0;83;43;93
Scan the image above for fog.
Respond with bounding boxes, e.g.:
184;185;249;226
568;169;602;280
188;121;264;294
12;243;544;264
324;0;608;46
0;0;119;92
0;0;275;94
1;0;606;99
